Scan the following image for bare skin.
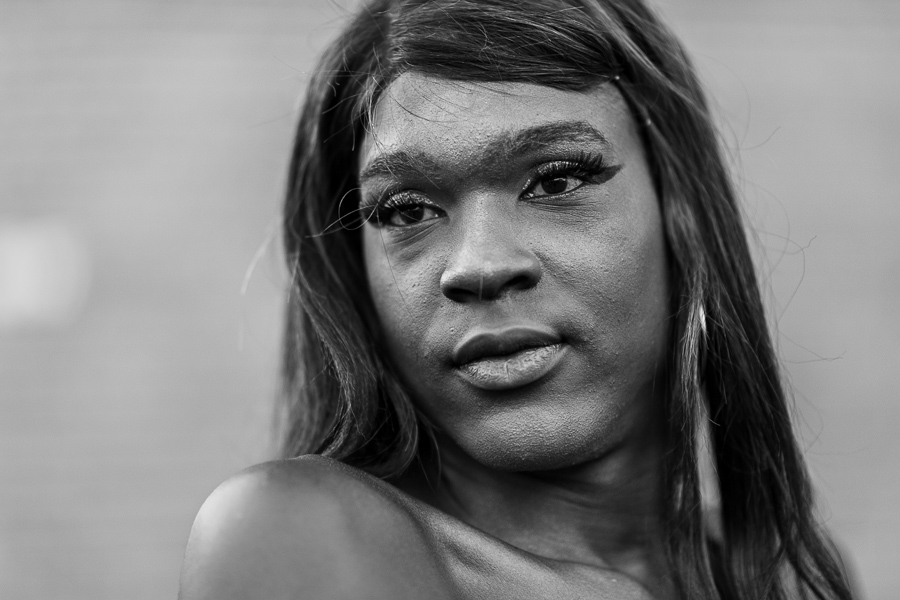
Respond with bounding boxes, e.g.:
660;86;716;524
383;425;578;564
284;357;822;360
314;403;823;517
180;456;660;599
179;75;674;600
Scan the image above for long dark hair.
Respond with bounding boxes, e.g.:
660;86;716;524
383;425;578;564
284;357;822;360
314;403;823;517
278;1;853;598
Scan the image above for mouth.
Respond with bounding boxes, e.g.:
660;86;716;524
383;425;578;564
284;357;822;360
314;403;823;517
452;327;566;391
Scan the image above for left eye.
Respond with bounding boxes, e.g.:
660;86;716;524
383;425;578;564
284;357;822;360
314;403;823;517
528;174;583;197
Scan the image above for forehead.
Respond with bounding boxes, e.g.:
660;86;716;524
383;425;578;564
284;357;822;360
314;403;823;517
359;73;633;171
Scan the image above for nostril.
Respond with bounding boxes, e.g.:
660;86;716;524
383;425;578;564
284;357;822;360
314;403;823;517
505;274;534;291
440;256;541;303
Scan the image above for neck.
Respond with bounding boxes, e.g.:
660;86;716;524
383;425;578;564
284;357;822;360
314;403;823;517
400;428;672;595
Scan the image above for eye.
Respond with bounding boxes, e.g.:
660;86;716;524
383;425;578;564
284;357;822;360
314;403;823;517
369;193;444;228
521;154;616;201
527;174;584;197
384;203;441;226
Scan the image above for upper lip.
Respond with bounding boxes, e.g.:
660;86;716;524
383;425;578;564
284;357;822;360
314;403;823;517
452;326;562;366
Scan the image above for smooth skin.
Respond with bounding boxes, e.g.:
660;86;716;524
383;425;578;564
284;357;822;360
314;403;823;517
179;74;673;600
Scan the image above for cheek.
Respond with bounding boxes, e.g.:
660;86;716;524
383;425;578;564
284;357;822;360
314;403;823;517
543;189;667;323
610;209;670;383
602;212;668;323
600;195;669;348
547;192;670;388
362;226;438;361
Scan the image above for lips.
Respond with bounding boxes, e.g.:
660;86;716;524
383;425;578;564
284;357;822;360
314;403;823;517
452;327;566;391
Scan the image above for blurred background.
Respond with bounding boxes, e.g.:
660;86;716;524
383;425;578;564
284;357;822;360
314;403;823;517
0;0;897;598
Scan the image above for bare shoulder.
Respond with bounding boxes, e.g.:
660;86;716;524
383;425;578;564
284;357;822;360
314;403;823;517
178;456;451;600
178;456;655;600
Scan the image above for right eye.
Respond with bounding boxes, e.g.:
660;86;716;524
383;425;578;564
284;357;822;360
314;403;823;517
371;193;444;228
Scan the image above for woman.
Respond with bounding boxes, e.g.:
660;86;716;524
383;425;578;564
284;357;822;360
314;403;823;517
179;0;854;598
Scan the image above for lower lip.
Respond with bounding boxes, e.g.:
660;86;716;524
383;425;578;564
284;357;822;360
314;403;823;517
457;344;566;391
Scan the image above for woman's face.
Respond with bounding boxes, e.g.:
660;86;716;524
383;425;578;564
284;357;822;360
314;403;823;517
359;73;669;471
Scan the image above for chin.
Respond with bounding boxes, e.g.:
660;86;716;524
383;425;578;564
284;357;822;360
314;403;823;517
447;406;623;473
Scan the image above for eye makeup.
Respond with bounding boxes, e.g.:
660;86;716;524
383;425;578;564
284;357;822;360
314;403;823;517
521;151;621;200
358;148;621;229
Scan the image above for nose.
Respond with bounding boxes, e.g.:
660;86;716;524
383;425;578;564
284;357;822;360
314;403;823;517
439;215;542;303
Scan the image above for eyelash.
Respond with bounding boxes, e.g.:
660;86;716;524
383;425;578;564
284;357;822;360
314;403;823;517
364;191;442;229
362;151;615;228
521;152;613;200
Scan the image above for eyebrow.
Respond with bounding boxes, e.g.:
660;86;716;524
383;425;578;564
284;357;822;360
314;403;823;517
358;120;611;184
